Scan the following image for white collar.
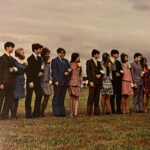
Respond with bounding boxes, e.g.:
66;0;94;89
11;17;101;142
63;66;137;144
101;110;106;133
5;52;10;57
92;57;97;62
33;53;38;59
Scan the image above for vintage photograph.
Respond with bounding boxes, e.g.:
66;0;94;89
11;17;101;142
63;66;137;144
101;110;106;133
0;0;150;149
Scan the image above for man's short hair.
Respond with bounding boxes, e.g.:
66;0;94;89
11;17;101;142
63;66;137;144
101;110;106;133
4;42;15;50
57;47;66;54
134;53;142;59
32;43;43;52
92;49;100;57
111;49;119;56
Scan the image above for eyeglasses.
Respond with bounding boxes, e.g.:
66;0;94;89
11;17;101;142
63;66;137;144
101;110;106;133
61;53;65;55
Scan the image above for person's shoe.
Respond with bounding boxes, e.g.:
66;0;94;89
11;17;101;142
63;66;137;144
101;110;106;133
41;113;45;117
105;112;110;115
70;114;74;118
25;115;33;119
139;110;144;113
11;116;18;119
60;115;66;117
74;115;78;118
1;116;8;120
32;113;39;118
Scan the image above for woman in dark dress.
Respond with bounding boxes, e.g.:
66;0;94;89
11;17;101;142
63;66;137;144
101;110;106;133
12;48;28;118
141;57;150;112
40;48;52;117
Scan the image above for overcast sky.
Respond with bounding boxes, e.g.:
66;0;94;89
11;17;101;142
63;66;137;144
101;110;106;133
0;0;150;75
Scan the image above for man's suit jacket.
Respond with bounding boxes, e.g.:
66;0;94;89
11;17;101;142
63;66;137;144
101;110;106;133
86;59;103;85
51;57;70;86
26;54;43;84
0;53;15;87
131;61;143;85
111;60;123;93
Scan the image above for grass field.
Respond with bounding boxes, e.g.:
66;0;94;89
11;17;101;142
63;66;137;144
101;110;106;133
0;88;150;150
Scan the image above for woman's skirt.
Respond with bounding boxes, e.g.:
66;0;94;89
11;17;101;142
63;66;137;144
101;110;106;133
101;76;113;95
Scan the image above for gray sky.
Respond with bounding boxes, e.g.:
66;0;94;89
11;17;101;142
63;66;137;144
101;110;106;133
0;0;150;75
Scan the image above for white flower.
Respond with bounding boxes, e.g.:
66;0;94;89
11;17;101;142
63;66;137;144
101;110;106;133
77;63;82;67
100;70;105;74
85;80;89;84
41;64;44;70
68;68;72;72
131;83;134;88
110;57;115;64
120;70;124;73
141;71;145;75
47;58;51;63
49;80;52;85
128;64;131;69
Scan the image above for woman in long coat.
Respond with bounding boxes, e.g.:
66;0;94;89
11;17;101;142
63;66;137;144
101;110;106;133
12;48;28;118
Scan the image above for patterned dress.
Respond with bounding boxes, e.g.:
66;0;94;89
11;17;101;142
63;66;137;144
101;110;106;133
41;61;52;96
101;62;113;95
68;63;83;97
143;65;150;96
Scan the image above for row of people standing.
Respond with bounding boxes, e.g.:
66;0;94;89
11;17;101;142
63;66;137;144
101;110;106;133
0;42;150;120
86;49;150;116
0;42;83;119
0;42;52;119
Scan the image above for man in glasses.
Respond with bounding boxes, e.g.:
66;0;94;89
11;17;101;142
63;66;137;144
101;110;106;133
51;48;71;117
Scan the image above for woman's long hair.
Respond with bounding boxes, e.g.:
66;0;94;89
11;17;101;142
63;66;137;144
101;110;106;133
41;47;50;63
70;53;82;75
121;53;128;63
141;57;147;68
102;53;111;68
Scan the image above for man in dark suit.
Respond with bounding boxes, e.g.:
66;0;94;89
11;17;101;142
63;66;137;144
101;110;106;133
51;48;70;117
25;43;43;118
110;49;124;114
131;53;144;113
0;42;17;120
86;49;103;116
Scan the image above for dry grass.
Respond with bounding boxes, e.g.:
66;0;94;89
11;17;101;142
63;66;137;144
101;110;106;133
0;88;150;150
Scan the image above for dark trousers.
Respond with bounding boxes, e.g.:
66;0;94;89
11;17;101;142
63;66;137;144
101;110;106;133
25;82;43;117
87;84;101;115
133;85;144;112
110;93;122;113
52;85;67;116
10;98;19;118
0;87;13;119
